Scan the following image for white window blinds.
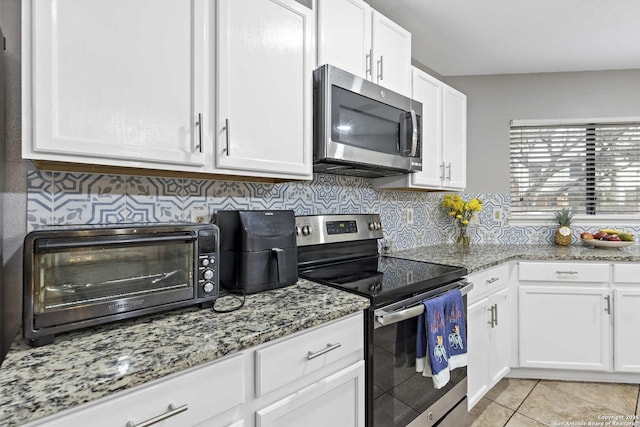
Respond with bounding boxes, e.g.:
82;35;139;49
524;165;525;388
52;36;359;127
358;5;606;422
510;121;640;215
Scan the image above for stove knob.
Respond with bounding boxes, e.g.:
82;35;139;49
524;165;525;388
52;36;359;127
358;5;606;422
203;269;214;280
368;222;375;230
201;258;210;267
203;282;214;293
302;225;312;236
376;222;382;230
295;226;301;235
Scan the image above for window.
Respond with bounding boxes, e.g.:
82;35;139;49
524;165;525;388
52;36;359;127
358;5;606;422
510;120;640;216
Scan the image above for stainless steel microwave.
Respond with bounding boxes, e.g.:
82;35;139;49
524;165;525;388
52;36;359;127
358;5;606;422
313;64;422;177
23;223;219;346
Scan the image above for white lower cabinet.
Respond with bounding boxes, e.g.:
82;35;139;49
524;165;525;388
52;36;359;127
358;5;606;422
467;287;510;409
518;286;611;371
26;353;247;427
25;313;364;427
255;361;364;427
466;263;512;410
613;264;640;373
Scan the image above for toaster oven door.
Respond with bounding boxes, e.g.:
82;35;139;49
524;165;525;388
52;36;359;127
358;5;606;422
27;233;196;331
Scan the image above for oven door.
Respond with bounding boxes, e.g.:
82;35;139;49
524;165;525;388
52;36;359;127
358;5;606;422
314;65;422;173
371;282;471;427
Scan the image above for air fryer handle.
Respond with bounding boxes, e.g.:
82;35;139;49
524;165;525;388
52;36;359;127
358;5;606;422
271;248;288;284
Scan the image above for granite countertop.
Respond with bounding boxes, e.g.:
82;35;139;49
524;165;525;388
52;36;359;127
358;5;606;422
0;279;370;427
389;243;640;274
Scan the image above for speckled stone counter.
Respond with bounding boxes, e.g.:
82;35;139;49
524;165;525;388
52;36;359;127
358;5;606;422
0;279;369;427
389;243;640;274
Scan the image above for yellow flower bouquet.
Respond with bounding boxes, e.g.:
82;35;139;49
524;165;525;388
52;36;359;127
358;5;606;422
441;194;483;248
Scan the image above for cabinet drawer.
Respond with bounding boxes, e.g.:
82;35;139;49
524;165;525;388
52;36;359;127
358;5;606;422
30;354;245;427
255;313;363;397
518;262;609;283
613;263;640;284
466;263;510;303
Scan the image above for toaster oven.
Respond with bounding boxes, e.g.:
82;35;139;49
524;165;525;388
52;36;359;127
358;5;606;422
23;223;219;346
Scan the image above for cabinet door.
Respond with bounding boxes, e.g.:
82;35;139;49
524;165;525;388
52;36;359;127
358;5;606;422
317;0;372;79
519;286;611;371
216;0;313;178
441;85;467;190
410;67;444;188
489;287;510;385
255;361;365;427
27;0;208;168
371;11;411;97
467;298;491;410
614;288;640;373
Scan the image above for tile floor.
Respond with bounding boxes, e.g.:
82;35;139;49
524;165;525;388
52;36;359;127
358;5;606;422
470;378;640;427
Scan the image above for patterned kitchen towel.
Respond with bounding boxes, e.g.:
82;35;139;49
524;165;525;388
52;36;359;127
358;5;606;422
418;294;450;388
443;289;467;370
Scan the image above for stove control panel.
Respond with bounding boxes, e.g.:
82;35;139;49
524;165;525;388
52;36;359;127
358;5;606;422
295;214;383;246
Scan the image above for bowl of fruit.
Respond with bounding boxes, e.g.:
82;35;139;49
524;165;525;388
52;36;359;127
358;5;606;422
580;229;636;249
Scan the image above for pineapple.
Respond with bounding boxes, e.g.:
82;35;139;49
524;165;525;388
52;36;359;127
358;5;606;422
553;208;573;246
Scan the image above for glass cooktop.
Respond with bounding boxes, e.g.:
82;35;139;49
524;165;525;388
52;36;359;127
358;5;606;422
299;255;467;308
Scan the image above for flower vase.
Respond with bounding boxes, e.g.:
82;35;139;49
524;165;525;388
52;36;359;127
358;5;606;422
455;223;471;248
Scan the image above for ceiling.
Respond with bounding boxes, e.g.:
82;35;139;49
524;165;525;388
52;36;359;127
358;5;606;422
364;0;640;76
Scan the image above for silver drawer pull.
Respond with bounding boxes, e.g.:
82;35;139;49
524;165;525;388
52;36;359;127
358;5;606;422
556;271;578;275
307;342;341;360
486;277;499;284
126;403;188;427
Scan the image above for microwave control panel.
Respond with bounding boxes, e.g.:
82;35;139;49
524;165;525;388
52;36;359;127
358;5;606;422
197;226;220;304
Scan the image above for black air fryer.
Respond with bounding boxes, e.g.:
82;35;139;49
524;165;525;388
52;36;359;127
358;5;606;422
215;210;298;293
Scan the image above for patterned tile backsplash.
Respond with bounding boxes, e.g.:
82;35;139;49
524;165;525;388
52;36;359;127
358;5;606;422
27;171;640;250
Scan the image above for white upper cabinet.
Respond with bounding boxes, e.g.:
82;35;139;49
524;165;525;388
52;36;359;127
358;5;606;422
317;0;372;79
215;0;314;179
23;0;210;170
370;11;412;96
316;0;411;96
373;67;467;190
442;85;467;189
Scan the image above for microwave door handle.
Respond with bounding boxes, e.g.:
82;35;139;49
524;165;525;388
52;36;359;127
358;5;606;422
409;110;418;157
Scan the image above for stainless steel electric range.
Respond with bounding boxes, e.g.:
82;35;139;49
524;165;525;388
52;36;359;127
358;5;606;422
297;214;472;427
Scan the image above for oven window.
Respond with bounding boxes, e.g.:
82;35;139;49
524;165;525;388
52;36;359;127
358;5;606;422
331;86;407;155
34;241;194;313
373;317;467;427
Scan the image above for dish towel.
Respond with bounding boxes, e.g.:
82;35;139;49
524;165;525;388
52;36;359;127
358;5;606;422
416;294;450;389
443;289;467;370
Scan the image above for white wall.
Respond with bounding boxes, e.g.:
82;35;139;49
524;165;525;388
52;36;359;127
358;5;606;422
445;69;640;193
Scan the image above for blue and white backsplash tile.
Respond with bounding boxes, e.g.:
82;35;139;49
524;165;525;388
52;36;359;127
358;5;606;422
27;171;640;249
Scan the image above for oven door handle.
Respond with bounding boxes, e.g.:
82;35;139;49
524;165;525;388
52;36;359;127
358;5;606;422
374;282;473;328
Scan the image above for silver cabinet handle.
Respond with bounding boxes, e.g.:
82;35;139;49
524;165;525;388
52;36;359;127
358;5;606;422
440;162;446;181
376;55;384;81
486;277;499;284
223;118;230;156
446;163;452;181
196;113;203;153
487;305;495;327
307;342;341;360
493;303;498;326
126;403;188;427
556;271;578;275
604;295;611;314
366;49;372;78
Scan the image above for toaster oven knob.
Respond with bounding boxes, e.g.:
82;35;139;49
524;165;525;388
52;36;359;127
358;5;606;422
203;269;214;280
203;282;214;293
